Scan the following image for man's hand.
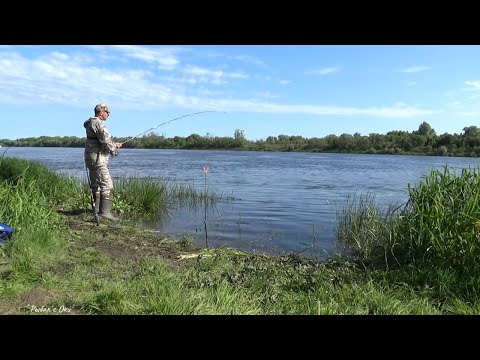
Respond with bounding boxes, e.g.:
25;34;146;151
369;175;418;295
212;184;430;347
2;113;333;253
111;143;122;157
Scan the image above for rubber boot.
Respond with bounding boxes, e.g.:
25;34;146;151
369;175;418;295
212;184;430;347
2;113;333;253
99;196;119;222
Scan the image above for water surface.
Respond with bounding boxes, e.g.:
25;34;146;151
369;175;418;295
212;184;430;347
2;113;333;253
7;147;480;258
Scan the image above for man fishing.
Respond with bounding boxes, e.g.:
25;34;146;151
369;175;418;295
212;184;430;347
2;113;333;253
84;103;123;222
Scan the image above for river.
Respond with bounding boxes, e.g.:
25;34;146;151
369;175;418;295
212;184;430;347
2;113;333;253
6;147;480;258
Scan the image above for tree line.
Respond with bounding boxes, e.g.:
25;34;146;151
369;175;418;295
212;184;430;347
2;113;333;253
2;122;480;157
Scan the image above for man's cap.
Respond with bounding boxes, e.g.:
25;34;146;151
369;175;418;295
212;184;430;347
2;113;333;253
94;103;110;113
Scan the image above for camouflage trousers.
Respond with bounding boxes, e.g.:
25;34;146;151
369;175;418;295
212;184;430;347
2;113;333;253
85;151;113;197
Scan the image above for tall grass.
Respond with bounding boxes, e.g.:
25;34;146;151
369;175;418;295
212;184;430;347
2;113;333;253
0;177;65;277
336;192;402;268
112;177;168;217
114;176;220;218
0;157;78;290
0;157;83;208
337;165;480;300
398;166;480;271
0;157;222;221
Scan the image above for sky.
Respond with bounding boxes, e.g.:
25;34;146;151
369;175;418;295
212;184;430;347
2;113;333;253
1;45;480;141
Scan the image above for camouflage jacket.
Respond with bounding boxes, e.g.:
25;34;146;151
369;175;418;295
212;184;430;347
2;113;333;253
83;117;117;155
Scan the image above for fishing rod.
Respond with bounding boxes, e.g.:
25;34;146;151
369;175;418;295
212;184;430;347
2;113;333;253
120;110;219;146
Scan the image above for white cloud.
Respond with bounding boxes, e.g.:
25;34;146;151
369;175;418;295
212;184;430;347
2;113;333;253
0;48;436;118
251;91;278;100
190;100;436;118
458;111;480;116
50;52;69;61
88;45;182;70
306;67;340;75
449;101;462;107
464;80;480;90
399;66;430;73
230;54;265;66
183;65;248;81
0;50;170;108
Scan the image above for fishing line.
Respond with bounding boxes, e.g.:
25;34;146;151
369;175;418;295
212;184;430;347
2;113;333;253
120;110;220;146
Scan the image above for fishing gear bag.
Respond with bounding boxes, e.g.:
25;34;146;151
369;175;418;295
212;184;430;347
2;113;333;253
0;223;14;239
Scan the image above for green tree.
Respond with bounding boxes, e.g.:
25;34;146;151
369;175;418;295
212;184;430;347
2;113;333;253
417;121;436;136
234;129;245;141
233;129;246;147
463;126;480;137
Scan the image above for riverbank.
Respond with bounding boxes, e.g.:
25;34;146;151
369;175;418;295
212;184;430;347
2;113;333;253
0;209;474;315
2;157;480;314
0;211;334;315
0;212;200;314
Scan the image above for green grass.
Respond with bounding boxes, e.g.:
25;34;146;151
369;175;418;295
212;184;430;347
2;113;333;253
0;157;84;209
337;165;480;302
399;166;480;270
92;176;223;219
3;158;480;314
336;192;401;267
0;177;66;279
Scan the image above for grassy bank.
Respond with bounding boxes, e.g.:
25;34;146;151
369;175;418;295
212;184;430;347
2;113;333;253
1;158;480;314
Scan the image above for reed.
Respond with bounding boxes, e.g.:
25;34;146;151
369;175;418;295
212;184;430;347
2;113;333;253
113;176;220;218
337;165;480;274
336;192;401;267
113;177;169;217
396;166;480;271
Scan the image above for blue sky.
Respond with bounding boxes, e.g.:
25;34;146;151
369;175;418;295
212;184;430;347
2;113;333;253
1;45;479;141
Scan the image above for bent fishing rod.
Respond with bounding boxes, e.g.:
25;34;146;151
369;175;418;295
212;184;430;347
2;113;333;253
120;110;219;146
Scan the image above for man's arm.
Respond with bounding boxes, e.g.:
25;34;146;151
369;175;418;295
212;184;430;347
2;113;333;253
91;120;118;154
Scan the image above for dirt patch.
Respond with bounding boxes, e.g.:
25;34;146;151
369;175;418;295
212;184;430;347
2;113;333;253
65;213;202;270
63;214;201;269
